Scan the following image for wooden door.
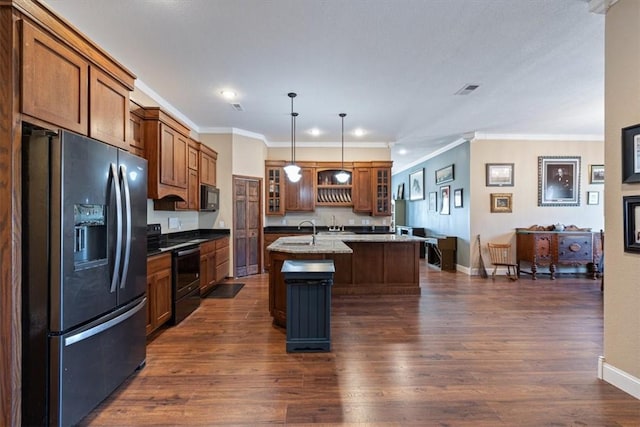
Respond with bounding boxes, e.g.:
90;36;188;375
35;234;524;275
233;176;262;277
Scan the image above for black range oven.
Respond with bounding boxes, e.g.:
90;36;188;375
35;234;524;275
170;245;201;325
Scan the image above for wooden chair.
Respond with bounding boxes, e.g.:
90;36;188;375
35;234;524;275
487;242;519;281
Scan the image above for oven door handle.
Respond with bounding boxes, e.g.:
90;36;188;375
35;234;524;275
176;247;200;257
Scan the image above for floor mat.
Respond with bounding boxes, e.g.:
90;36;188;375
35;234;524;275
205;283;245;298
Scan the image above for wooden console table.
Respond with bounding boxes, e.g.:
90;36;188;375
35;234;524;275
424;235;456;271
516;227;601;280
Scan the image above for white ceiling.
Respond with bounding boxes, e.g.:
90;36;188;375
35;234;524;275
43;0;604;172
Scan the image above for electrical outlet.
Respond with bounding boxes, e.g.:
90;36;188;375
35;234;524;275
349;219;355;225
281;219;287;225
219;220;225;228
168;217;179;229
382;219;387;225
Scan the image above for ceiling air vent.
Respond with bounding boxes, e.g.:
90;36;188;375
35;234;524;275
231;103;244;111
455;84;480;95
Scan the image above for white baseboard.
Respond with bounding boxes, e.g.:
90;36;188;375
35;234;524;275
598;356;640;400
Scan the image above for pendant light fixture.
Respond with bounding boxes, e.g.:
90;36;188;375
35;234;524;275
335;113;350;184
283;92;302;182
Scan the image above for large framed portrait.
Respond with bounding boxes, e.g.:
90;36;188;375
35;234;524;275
409;169;424;200
538;156;581;207
623;195;640;253
486;163;514;187
622;124;640;183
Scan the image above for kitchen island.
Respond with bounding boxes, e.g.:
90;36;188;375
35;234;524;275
267;234;423;327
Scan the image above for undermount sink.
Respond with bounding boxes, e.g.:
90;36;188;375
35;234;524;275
279;241;315;246
317;231;355;235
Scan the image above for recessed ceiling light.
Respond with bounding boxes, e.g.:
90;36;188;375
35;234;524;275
309;128;321;136
220;90;237;100
398;148;407;155
353;128;365;137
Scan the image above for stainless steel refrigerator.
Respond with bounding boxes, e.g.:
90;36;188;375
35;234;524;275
22;129;148;426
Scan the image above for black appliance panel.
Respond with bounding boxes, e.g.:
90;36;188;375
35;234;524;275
49;297;146;427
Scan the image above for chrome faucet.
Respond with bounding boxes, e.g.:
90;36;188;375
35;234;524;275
298;220;316;245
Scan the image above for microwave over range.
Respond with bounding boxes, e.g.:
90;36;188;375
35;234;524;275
200;184;219;211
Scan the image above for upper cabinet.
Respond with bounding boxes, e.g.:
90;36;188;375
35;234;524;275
316;166;352;206
21;20;134;150
265;161;285;216
285;166;315;212
200;144;218;187
352;164;372;213
265;160;392;215
175;139;200;210
128;100;145;157
143;107;190;201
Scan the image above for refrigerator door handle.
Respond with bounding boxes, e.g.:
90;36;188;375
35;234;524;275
110;163;123;293
63;297;147;347
119;164;132;288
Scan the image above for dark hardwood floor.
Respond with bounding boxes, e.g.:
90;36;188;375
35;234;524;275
80;262;640;426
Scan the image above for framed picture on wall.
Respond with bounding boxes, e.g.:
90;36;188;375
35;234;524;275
623;195;640;253
622;124;640;183
440;185;450;215
589;164;605;184
435;164;454;184
486;163;514;186
454;188;463;208
587;191;600;205
428;191;437;212
409;169;424;200
490;193;512;213
538;156;581;207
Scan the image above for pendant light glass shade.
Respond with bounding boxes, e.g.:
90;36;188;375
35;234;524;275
335;113;350;183
285;93;301;182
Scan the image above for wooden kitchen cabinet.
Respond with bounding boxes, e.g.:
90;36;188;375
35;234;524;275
200;144;218;187
285;166;315;212
215;237;230;282
372;164;392;216
143;107;190;201
21;20;133;150
21;20;89;135
88;66;130;150
147;253;172;336
176;139;200;210
266;161;285;216
352;165;372;212
316;166;353;206
129;100;146;157
199;240;217;295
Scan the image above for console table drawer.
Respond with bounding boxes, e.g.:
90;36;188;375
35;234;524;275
558;234;593;262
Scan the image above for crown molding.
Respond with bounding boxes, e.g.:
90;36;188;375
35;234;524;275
199;127;268;143
393;138;467;174
472;132;603;142
267;141;391;149
134;80;199;132
589;0;619;14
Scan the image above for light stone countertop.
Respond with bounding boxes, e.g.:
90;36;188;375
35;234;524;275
267;233;425;254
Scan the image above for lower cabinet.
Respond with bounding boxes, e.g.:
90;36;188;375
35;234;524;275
215;237;230;282
146;253;172;336
199;240;217;295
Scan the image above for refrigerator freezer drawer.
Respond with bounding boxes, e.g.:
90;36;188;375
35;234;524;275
48;298;146;427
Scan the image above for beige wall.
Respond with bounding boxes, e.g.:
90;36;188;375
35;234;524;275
469;138;604;271
602;0;640;391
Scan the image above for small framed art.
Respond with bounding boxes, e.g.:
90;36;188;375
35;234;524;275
590;164;604;184
587;191;599;205
622;124;640;183
490;193;512;213
454;188;463;208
